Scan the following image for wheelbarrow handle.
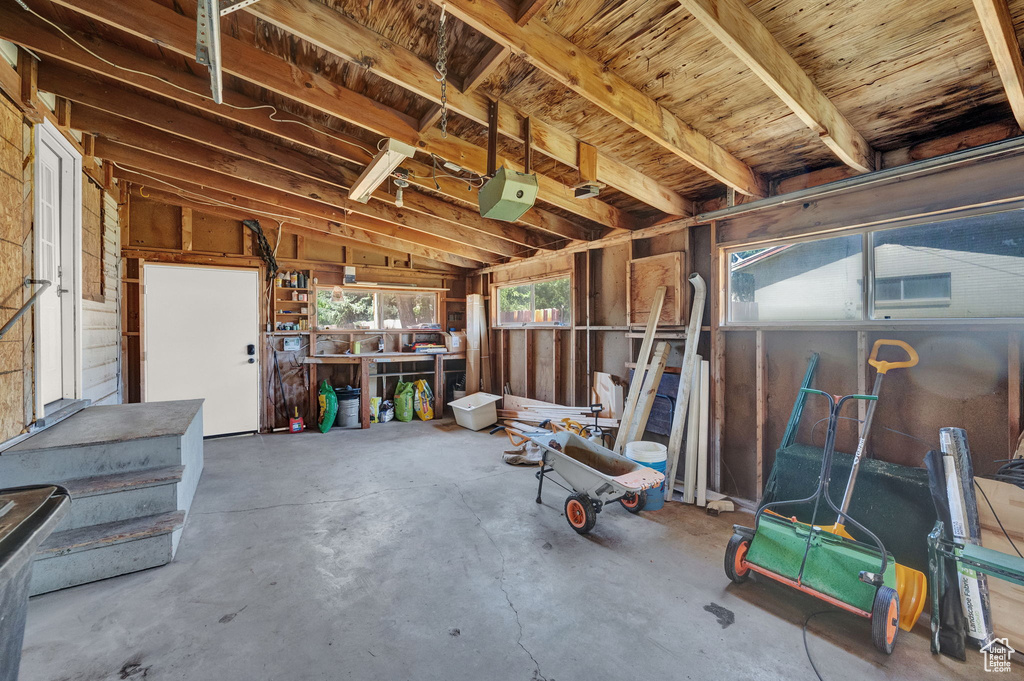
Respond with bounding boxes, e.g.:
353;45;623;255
868;339;919;375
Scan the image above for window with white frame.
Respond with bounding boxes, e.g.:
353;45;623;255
726;208;1024;323
316;287;438;330
496;277;571;326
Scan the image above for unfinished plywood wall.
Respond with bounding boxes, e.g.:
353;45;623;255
0;94;122;442
0;93;29;442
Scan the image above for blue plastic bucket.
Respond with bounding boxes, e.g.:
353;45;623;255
625;442;668;510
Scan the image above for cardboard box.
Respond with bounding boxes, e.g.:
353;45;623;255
445;331;467;352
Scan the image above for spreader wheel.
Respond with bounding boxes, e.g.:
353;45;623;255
724;533;751;584
564;494;597;534
871;586;900;655
619;490;647;514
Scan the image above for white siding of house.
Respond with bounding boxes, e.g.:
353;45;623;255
873;244;1024;318
81;190;120;405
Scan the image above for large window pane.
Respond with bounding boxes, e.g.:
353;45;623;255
379;292;438;328
871;211;1024;319
534;278;571;324
728;235;864;322
317;289;375;329
497;278;571;325
498;284;532;324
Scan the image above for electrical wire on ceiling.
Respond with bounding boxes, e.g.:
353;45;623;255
13;0;378;159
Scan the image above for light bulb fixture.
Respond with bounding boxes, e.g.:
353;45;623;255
349;138;417;203
392;168;410;209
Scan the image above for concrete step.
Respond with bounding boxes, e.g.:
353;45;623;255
0;401;203;486
31;510;186;595
55;466;184;531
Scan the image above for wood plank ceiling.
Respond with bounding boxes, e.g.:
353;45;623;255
4;0;1023;269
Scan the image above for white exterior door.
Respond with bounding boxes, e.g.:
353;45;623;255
34;121;80;409
144;265;260;436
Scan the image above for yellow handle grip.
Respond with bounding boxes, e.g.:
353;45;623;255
868;339;919;374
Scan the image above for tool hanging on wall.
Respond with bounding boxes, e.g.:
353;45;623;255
243;219;278;279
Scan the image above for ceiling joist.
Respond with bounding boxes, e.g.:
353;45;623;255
0;3;586;245
245;0;690;217
43;0;628;231
971;0;1024;131
678;0;875;174
434;0;766;197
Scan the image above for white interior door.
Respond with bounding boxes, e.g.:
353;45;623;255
34;121;80;409
37;142;63;405
144;265;260;436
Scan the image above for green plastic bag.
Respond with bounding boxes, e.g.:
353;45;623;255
394;381;415;422
318;380;337;433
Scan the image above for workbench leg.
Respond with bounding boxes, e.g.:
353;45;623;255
434;355;444;418
309;363;318;429
360;359;371;429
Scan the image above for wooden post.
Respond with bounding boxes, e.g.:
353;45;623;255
180;207;193;251
360;358;371;429
434;354;444;417
710;221;724;492
309;362;318;425
1010;331;1022;457
755;330;766;501
55;96;71;128
17;48;42;123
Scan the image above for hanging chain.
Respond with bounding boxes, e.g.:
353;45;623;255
435;4;449;138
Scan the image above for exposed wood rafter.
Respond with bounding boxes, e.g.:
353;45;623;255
972;0;1024;131
678;0;875;173
0;3;587;243
44;0;627;230
245;0;691;216
459;43;510;93
435;0;765;197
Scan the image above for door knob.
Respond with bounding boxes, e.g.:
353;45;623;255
248;358;255;364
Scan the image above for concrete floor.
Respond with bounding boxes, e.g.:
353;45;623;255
20;419;1007;680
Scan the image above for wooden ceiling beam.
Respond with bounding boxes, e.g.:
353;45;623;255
972;0;1024;131
91;134;505;268
118;175;481;269
459;43;510;93
43;0;420;144
515;0;554;26
434;0;765;197
39;66;533;259
0;3;588;244
71;105;523;260
42;0;622;229
246;0;690;216
28;0;602;233
678;0;875;173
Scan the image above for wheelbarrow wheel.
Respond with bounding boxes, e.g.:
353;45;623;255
871;586;900;654
724;533;750;584
619;490;647;513
564;494;597;534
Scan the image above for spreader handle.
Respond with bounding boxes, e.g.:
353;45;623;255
868;339;919;374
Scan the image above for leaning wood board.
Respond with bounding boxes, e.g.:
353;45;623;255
613;286;666;453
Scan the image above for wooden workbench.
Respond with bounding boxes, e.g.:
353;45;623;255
303;352;466;429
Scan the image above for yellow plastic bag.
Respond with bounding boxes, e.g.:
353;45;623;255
413;379;434;421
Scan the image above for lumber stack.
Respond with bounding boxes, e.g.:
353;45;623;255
498;395;619;428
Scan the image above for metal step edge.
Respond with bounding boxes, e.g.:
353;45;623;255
36;510;186;558
61;465;186;499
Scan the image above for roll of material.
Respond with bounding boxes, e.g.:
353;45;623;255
940;427;994;650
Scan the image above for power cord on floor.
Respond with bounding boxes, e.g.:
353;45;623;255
802;610;835;681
